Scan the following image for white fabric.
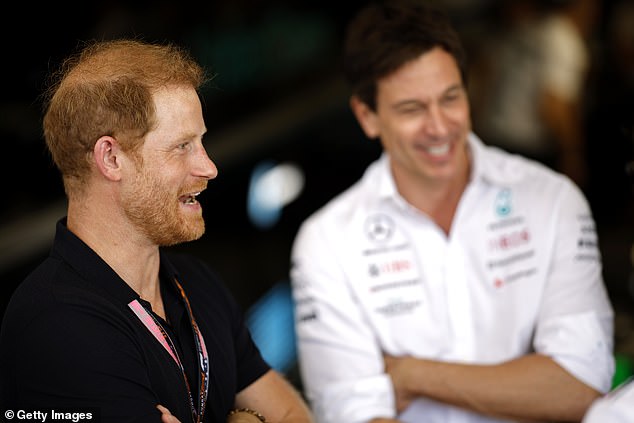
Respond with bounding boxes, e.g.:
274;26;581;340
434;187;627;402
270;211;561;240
583;379;634;423
291;133;615;423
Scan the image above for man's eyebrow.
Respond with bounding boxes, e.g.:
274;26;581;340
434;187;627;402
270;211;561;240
391;83;465;109
176;129;207;142
444;83;464;93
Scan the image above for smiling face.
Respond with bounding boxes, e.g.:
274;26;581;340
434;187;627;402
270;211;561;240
352;47;471;193
121;85;218;246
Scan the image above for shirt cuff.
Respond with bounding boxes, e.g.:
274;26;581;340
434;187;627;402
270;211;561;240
313;374;395;423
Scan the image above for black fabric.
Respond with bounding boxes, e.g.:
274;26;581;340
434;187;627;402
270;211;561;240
0;218;270;423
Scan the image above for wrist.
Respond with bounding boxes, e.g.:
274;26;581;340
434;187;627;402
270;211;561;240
227;408;267;423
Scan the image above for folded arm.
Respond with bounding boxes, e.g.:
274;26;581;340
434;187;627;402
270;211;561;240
234;369;315;423
385;352;601;422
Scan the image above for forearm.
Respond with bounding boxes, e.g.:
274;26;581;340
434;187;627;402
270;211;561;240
229;407;312;423
235;370;314;423
230;401;313;423
227;409;268;423
389;353;600;422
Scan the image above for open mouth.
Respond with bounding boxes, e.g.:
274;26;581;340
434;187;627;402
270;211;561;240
179;192;201;205
425;143;450;157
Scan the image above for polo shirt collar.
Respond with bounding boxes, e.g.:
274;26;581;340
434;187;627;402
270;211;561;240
51;218;181;308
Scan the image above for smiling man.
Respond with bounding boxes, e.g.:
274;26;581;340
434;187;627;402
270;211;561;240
0;39;314;423
290;1;615;423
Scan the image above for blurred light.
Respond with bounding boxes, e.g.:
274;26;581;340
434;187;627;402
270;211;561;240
245;281;297;373
247;160;304;229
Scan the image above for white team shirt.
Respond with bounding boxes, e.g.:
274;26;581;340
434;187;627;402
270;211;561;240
291;133;615;423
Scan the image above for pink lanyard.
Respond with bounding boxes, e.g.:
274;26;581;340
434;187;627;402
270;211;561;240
129;278;209;423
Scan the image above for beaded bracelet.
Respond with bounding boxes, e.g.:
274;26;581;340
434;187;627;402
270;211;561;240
228;407;267;422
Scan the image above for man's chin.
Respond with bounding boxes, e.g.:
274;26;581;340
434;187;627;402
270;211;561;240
179;224;206;244
156;221;205;246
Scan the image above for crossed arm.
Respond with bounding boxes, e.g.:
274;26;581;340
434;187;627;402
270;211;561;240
382;352;601;422
159;369;314;423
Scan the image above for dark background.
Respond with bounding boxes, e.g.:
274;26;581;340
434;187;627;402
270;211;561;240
1;0;633;388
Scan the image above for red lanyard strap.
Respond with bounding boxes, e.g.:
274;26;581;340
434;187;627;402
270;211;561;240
128;278;209;423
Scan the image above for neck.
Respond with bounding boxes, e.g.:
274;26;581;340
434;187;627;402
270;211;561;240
139;281;167;321
393;152;470;236
67;197;164;315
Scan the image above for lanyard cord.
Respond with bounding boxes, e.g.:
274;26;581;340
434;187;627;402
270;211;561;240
128;278;209;423
174;278;210;422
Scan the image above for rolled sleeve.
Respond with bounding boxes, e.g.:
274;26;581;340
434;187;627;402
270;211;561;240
313;375;396;423
535;311;614;392
535;181;615;392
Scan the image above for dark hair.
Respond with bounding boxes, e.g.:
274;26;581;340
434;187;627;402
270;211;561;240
343;0;467;110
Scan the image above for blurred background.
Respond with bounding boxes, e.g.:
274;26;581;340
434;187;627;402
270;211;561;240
1;0;632;391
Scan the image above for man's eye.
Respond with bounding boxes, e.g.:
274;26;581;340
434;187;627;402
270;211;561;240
398;107;421;115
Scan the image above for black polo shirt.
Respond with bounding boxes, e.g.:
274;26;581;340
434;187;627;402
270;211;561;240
0;218;270;422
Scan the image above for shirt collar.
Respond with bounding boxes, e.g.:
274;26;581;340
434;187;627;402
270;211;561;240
376;152;396;201
51;218;181;307
374;132;524;206
468;132;531;187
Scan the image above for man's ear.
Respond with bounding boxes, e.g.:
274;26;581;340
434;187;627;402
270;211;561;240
93;136;123;181
350;95;380;139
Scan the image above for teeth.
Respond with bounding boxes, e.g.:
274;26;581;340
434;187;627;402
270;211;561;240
426;143;449;157
181;192;201;205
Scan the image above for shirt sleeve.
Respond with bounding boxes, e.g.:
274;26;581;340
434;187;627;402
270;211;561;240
291;219;396;423
533;180;615;392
